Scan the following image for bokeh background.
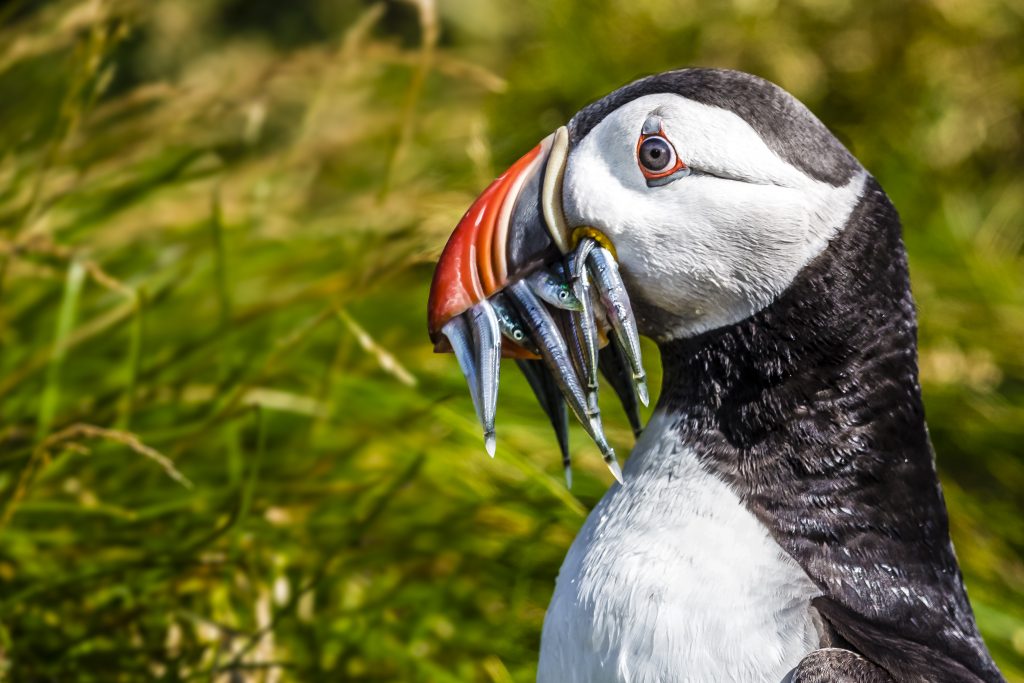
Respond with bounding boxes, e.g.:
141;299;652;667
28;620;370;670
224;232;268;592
1;0;1022;680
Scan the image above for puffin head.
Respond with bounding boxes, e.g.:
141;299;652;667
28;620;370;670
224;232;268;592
427;68;871;477
561;69;869;341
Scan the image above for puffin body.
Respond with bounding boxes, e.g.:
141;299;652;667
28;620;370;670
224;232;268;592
427;69;1004;682
539;410;823;682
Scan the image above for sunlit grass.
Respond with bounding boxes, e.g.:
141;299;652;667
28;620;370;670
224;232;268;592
0;0;1021;680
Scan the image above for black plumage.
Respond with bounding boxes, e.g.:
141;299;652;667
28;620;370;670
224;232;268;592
657;178;1001;683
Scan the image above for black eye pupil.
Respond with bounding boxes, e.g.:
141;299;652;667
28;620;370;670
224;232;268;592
639;137;672;172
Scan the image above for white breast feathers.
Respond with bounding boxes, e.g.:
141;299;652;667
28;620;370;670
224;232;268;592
537;411;823;683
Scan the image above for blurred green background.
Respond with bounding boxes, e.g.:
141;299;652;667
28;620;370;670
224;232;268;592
0;0;1021;680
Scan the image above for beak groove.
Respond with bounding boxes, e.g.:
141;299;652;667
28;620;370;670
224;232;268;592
429;131;563;345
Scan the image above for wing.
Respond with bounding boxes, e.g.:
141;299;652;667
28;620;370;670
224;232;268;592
742;425;1003;683
786;443;1002;683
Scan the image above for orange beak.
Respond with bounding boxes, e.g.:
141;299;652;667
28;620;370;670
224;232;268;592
427;128;571;355
424;126;639;482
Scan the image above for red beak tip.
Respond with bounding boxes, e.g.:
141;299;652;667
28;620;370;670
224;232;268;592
427;140;552;347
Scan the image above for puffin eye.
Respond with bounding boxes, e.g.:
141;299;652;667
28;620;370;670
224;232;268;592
636;117;688;186
638;136;673;173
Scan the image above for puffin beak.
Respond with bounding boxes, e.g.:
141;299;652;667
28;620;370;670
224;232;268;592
428;129;571;350
427;127;647;483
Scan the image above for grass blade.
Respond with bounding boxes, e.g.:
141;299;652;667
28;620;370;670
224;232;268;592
36;258;87;441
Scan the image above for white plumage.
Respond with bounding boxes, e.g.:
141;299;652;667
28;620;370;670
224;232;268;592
562;93;867;341
538;411;823;683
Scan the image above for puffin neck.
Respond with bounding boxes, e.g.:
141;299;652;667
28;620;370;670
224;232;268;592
649;177;1000;682
655;175;929;481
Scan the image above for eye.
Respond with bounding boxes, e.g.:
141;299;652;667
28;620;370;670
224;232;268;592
638;136;674;173
636;116;689;186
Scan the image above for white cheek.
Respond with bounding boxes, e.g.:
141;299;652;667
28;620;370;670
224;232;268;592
610;182;821;334
563;94;866;340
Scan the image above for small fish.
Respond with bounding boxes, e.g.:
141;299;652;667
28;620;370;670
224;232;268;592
527;267;583;311
587;244;649;407
468;300;502;457
491;293;540;354
516;359;572;487
440;235;647;487
507;280;621;483
599;330;644;438
442;315;482;424
570;263;600;393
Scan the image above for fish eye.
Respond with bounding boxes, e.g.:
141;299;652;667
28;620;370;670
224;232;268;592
638;136;673;173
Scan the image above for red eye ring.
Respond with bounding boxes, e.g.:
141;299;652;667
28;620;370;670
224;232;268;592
636;124;686;182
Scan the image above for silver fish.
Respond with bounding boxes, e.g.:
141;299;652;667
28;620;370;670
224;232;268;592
587;245;649;407
506;280;622;482
516;359;572;487
569;258;600;396
468;300;502;457
599;330;643;438
441;315;482;424
491;292;540;355
527;267;583;311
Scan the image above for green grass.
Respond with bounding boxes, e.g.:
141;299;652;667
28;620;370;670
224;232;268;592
0;0;1022;680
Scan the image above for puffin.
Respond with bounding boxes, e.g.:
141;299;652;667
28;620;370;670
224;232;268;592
426;68;1004;683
